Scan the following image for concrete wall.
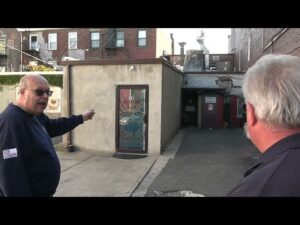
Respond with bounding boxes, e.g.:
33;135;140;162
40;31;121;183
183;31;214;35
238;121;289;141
183;73;244;96
0;85;16;112
160;66;183;153
63;62;168;155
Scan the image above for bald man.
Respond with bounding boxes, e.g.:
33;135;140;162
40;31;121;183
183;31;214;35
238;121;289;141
0;74;95;196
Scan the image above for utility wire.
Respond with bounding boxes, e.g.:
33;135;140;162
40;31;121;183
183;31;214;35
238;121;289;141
0;41;53;67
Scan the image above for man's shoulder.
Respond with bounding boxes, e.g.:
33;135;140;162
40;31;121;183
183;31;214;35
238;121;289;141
0;104;26;125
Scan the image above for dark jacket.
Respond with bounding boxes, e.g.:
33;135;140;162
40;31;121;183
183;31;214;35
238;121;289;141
0;103;83;196
227;132;300;197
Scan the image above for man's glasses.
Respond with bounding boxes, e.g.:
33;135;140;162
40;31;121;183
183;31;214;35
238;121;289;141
31;89;53;97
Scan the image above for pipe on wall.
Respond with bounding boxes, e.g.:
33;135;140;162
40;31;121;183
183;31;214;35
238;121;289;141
65;65;74;152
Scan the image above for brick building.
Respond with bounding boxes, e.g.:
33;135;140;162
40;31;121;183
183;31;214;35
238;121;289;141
229;28;300;72
19;28;172;70
0;28;21;72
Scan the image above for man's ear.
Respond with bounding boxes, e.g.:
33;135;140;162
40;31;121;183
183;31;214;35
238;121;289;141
18;88;25;95
246;103;257;126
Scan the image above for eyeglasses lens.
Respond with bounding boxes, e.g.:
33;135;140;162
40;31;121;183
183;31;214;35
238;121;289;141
34;89;53;97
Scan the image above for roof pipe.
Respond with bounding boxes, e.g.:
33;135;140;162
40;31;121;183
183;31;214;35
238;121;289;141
170;33;174;55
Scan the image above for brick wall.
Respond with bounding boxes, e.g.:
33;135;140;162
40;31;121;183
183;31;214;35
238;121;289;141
0;28;21;72
22;28;158;67
230;28;300;72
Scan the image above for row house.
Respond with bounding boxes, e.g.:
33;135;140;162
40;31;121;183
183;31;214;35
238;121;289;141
0;28;21;72
19;28;172;70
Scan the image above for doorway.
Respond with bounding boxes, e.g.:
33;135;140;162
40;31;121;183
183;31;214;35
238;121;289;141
116;85;148;153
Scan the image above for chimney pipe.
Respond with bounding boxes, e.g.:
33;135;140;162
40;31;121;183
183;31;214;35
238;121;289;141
170;33;174;55
178;42;186;56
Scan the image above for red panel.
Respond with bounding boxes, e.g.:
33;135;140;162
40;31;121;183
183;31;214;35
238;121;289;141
201;95;224;129
217;95;224;128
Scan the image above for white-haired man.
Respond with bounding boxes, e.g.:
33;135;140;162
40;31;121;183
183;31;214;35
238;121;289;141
228;54;300;197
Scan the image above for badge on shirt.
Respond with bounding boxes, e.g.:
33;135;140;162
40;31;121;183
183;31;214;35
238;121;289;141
2;148;18;159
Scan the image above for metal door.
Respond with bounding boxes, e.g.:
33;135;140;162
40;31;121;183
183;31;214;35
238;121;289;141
202;95;218;129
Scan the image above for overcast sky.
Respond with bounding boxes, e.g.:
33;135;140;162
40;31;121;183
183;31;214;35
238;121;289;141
162;28;231;54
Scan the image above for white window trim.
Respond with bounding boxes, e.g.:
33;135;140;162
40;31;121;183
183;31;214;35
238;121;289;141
68;32;77;49
116;31;124;47
138;30;147;47
91;32;100;48
48;33;57;50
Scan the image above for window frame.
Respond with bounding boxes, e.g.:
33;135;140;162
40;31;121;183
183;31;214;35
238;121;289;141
137;29;147;47
48;33;57;50
116;31;124;47
91;32;100;49
68;32;77;49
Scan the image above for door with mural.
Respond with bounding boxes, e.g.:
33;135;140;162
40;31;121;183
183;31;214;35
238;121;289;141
116;85;148;153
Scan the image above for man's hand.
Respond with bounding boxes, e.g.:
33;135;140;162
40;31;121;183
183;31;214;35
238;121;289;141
82;109;95;121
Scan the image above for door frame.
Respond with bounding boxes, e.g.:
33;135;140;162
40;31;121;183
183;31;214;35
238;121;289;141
115;85;149;153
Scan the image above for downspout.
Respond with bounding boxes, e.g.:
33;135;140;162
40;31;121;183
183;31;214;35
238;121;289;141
263;28;288;53
20;31;22;72
65;65;74;152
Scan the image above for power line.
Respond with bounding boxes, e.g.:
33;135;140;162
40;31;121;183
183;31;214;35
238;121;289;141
0;41;53;67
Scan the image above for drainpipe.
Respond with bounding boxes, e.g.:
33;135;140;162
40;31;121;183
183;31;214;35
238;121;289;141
65;65;74;152
263;28;288;53
178;42;186;66
20;31;22;72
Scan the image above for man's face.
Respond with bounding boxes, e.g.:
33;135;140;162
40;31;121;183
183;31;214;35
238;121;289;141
21;77;50;115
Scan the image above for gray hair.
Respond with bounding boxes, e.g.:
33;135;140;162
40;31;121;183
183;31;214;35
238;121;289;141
243;54;300;128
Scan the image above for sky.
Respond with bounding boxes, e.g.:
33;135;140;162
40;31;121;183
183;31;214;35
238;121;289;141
162;28;231;55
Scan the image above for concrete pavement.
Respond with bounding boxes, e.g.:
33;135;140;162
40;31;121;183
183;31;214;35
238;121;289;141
144;127;259;197
53;144;158;197
53;127;259;197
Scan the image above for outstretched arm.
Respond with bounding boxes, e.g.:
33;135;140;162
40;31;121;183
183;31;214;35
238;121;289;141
38;109;96;137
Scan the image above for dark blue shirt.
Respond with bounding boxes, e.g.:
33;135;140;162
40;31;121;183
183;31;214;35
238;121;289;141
227;132;300;197
0;103;83;196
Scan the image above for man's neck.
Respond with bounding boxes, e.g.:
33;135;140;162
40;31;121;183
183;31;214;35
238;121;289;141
254;121;300;153
13;101;32;115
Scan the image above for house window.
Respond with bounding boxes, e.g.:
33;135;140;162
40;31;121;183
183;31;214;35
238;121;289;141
30;34;38;50
138;29;147;47
116;31;124;47
91;32;100;48
68;32;77;49
48;33;57;50
0;38;6;55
